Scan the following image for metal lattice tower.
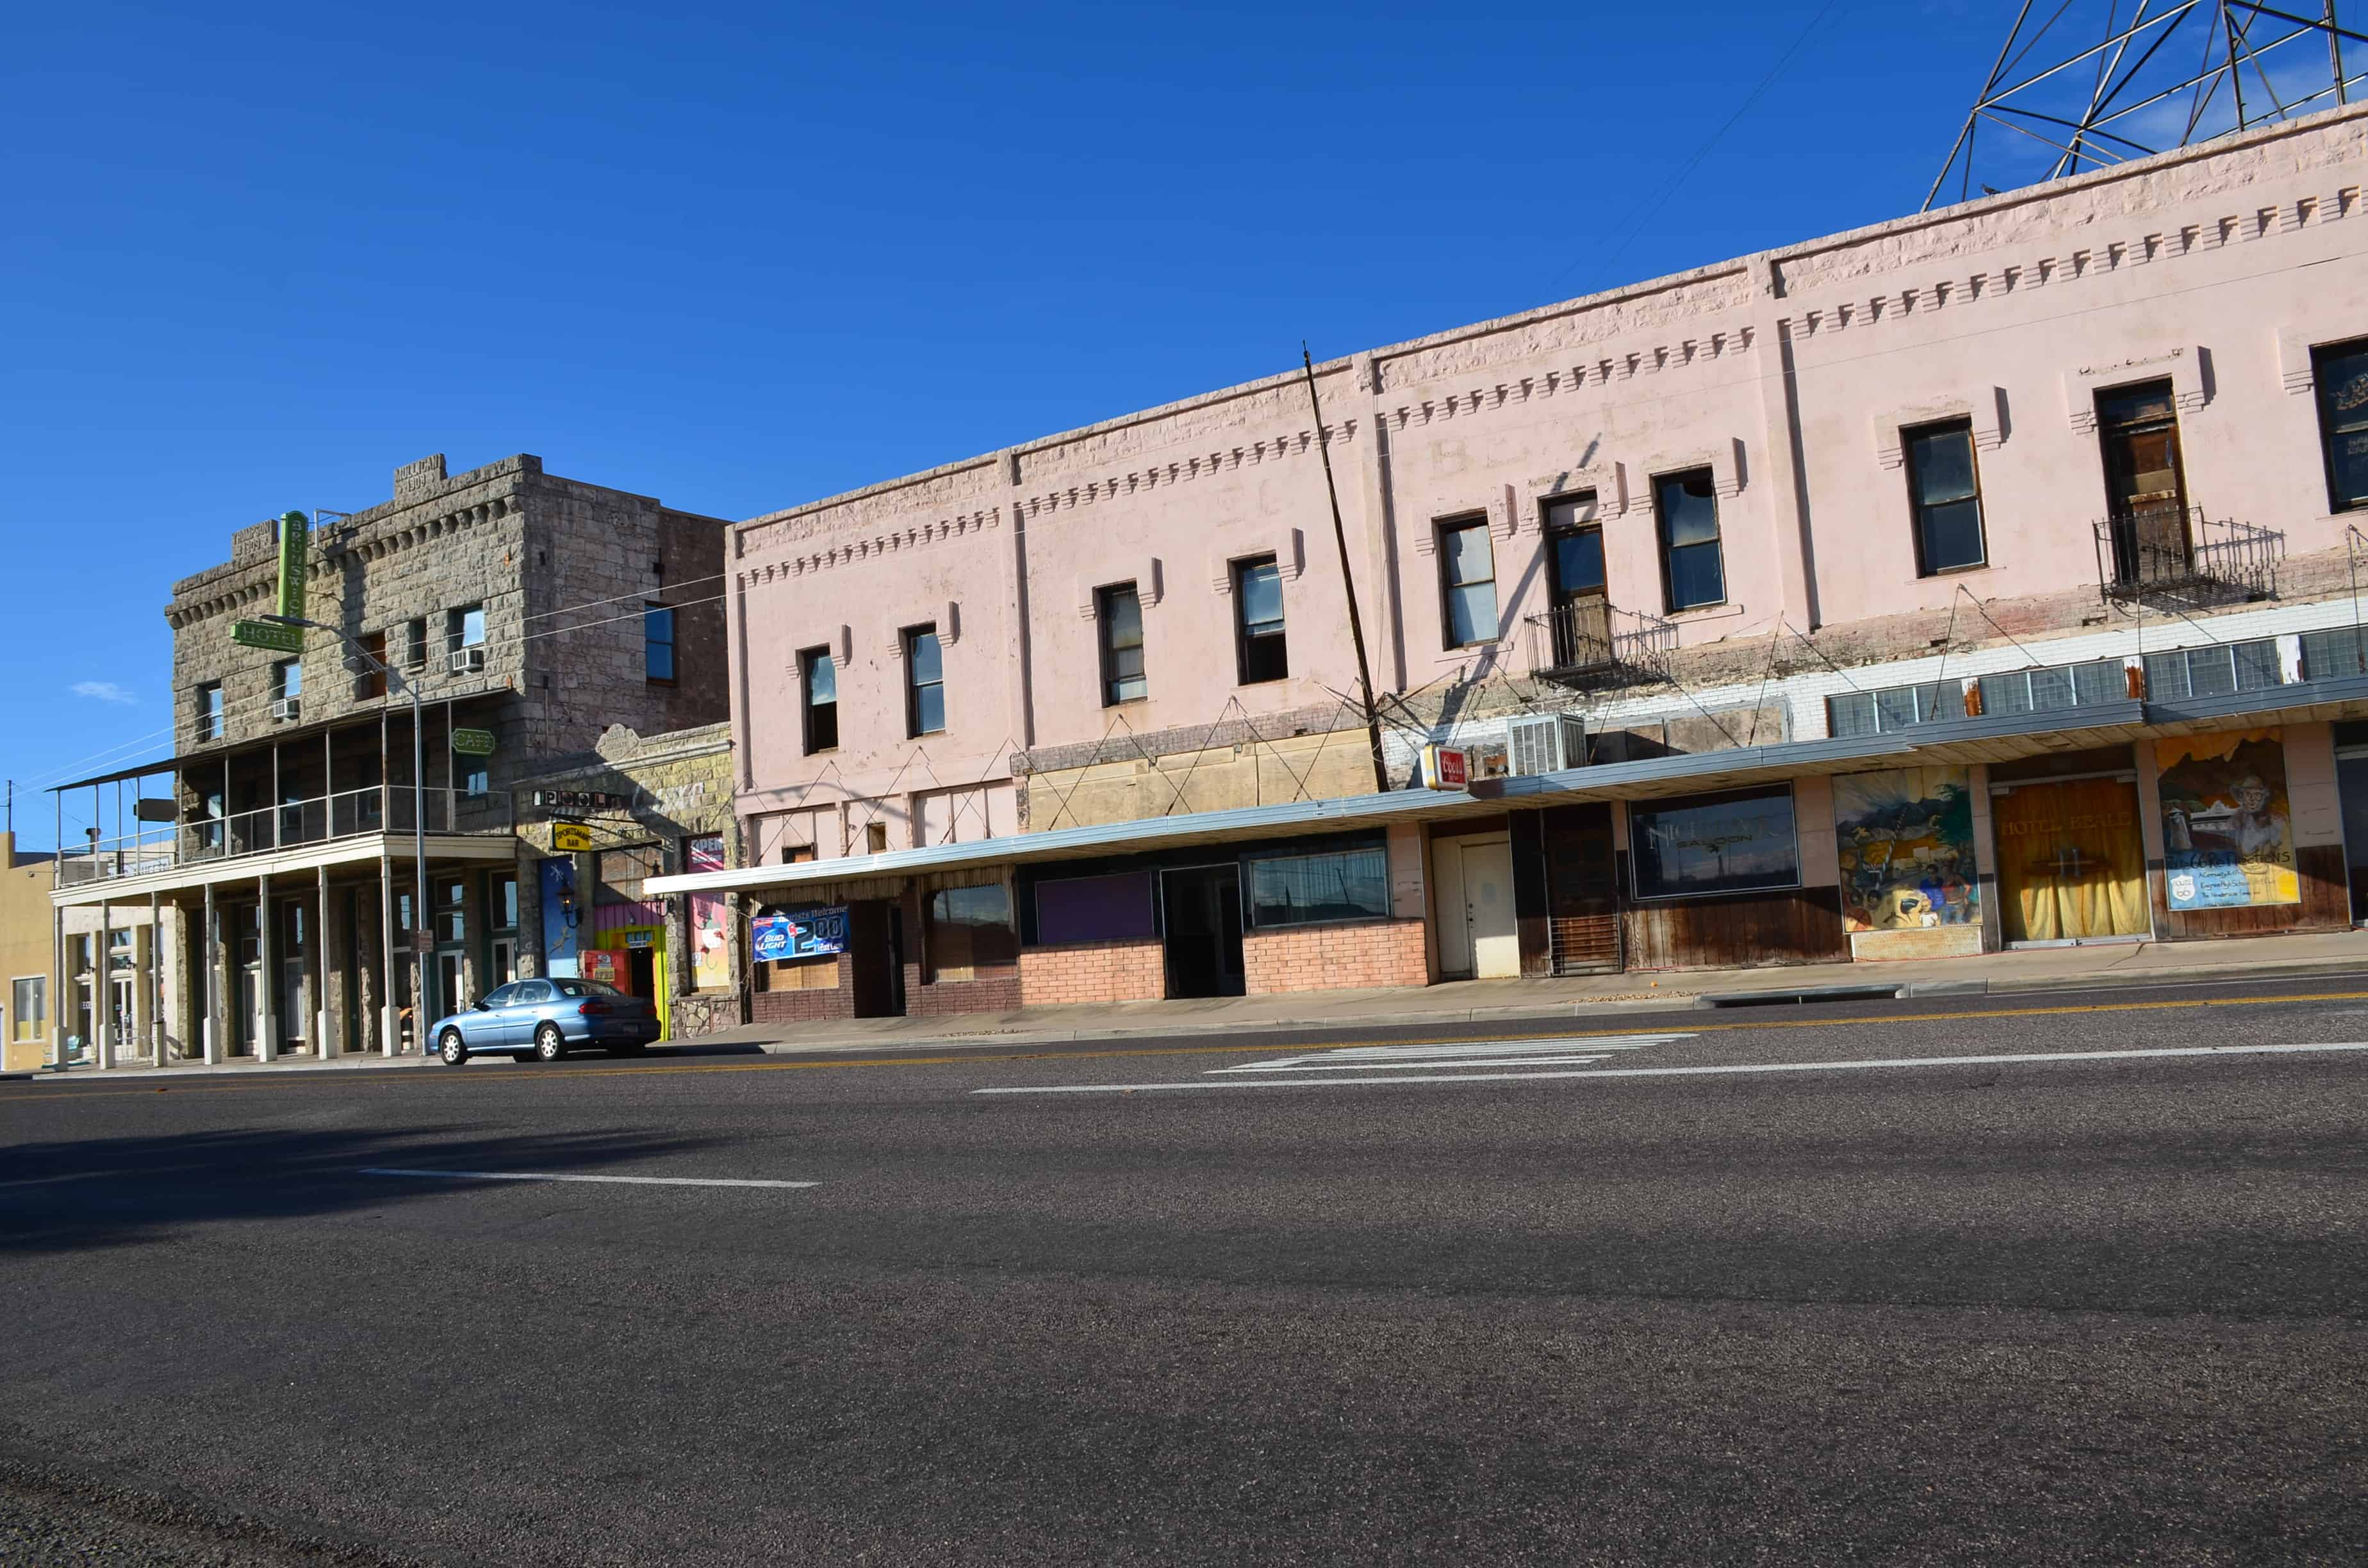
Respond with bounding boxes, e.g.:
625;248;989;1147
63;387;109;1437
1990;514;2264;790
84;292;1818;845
1927;1;2366;209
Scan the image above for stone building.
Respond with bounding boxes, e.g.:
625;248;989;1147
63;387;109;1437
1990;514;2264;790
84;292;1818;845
511;723;745;1040
47;452;729;1065
656;104;2368;1004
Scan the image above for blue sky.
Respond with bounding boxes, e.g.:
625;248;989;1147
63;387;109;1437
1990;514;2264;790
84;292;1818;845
4;0;2021;845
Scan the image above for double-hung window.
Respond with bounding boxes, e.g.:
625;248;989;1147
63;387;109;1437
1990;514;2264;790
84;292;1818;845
644;605;676;683
1654;470;1725;611
1903;420;1987;573
905;626;945;736
800;648;838;751
1437;518;1499;647
1234;557;1288;683
1097;584;1146;705
2314;338;2368;513
194;683;223;742
270;660;302;719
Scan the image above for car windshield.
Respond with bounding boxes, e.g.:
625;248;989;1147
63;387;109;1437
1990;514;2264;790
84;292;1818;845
554;980;622;998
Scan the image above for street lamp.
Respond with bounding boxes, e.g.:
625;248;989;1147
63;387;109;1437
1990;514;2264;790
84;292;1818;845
262;614;432;1054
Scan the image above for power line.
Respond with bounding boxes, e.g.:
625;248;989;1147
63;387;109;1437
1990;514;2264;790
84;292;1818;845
1543;0;1846;297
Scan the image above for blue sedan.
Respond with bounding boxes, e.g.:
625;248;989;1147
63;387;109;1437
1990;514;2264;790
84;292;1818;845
432;977;661;1066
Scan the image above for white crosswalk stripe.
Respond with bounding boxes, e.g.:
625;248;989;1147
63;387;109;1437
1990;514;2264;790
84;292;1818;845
1210;1033;1693;1075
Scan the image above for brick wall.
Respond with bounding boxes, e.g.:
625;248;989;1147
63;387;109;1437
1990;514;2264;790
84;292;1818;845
750;952;856;1024
1019;940;1166;1006
905;965;1021;1017
1242;918;1429;995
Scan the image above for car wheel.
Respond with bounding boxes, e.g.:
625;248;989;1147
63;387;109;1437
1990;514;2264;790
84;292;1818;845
532;1023;568;1063
438;1029;468;1067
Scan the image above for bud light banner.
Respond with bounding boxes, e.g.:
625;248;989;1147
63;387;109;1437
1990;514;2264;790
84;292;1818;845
752;905;849;962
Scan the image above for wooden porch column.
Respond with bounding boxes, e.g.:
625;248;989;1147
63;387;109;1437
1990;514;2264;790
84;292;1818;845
256;875;277;1063
202;881;221;1065
95;899;111;1072
149;890;163;1063
379;849;398;1056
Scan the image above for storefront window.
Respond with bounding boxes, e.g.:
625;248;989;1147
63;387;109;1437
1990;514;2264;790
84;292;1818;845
1033;871;1157;945
1246;846;1389;927
1629;787;1800;900
926;883;1015;983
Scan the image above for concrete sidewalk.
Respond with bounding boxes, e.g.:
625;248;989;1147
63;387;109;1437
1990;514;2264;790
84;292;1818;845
25;926;2368;1081
687;926;2368;1053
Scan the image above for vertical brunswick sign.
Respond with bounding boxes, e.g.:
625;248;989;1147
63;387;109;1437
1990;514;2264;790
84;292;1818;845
230;510;312;653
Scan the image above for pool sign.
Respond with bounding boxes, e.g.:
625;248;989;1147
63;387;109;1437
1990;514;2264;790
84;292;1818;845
752;906;849;961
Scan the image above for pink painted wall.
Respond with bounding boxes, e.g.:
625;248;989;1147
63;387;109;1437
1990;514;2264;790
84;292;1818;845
727;107;2368;834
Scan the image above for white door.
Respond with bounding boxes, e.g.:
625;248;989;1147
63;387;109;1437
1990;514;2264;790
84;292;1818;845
1461;841;1520;979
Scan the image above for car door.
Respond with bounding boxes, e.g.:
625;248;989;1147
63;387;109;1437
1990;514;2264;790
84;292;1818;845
468;983;520;1048
500;980;554;1048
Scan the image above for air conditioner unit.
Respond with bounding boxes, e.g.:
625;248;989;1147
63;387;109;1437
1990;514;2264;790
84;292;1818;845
1506;712;1586;776
270;697;301;723
449;646;486;674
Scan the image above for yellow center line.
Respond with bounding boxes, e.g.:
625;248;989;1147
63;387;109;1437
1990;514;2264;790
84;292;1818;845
8;987;2368;1102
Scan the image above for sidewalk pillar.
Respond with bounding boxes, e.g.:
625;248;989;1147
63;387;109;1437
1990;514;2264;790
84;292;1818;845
316;863;338;1058
202;882;220;1066
379;849;399;1056
256;876;277;1063
148;891;162;1064
95;899;111;1072
49;904;64;1071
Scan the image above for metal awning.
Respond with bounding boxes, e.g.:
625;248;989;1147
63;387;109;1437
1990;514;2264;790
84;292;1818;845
643;676;2368;899
644;782;1513;897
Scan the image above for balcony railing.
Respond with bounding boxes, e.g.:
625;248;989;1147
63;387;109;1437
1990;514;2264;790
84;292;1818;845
54;785;513;888
2093;505;2281;605
1523;598;1679;684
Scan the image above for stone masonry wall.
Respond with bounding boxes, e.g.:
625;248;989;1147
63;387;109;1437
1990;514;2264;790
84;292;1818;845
167;455;732;799
1019;940;1166;1006
1242;918;1429;995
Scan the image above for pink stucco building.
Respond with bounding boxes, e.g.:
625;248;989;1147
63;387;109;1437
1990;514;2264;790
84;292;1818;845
654;104;2368;1018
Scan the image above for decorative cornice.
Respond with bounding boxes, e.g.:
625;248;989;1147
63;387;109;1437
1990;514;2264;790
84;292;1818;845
736;509;1001;585
1781;183;2358;363
1014;421;1359;522
165;498;514;630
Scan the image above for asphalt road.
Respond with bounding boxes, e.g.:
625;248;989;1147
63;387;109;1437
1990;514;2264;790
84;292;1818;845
4;975;2366;1565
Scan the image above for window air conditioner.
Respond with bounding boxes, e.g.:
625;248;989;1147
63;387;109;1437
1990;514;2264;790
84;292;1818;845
270;697;301;723
449;646;486;674
1506;712;1586;776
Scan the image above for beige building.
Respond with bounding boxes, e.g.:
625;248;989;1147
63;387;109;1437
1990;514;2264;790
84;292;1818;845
1;833;55;1072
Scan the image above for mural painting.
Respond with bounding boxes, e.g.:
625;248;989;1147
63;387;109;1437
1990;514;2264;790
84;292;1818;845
2156;729;2299;910
1834;766;1980;933
688;835;731;991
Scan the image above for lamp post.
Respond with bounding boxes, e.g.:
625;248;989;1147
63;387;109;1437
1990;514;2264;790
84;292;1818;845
263;615;432;1051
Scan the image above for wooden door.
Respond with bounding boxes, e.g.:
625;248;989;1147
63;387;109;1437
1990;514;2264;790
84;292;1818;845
2097;380;2189;576
1993;778;2151;942
1544;804;1622;973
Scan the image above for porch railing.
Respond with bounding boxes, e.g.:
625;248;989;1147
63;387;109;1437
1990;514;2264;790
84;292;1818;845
2093;506;2281;604
1523;598;1679;683
54;785;513;888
